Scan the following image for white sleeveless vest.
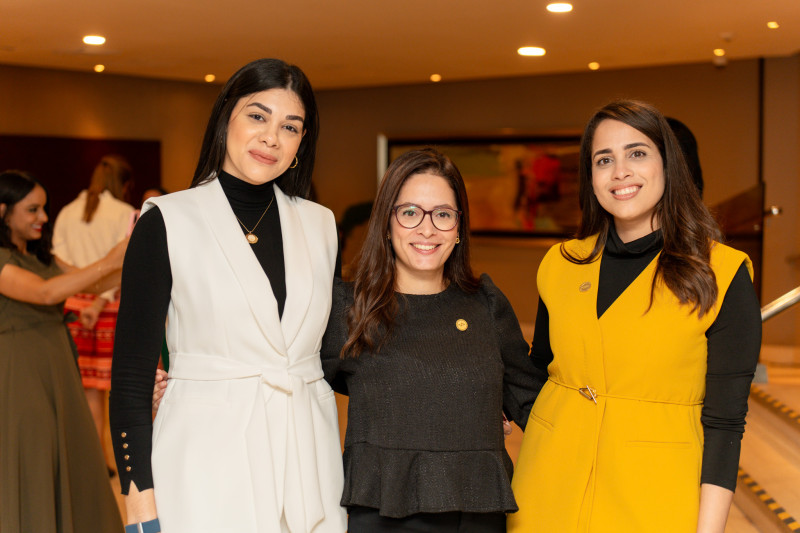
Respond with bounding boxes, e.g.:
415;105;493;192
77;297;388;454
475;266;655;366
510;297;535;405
144;178;346;533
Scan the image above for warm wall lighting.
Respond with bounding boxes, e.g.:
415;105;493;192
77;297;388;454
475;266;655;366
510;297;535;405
83;35;106;46
588;62;600;71
93;64;105;73
546;3;573;13
204;74;216;83
518;47;546;57
767;21;779;29
713;48;726;57
430;73;442;82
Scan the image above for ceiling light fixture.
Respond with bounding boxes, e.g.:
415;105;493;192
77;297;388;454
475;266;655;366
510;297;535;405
204;74;216;83
93;64;105;73
588;62;600;71
518;47;546;57
767;21;779;29
713;48;726;57
546;3;573;13
83;35;106;46
430;74;442;82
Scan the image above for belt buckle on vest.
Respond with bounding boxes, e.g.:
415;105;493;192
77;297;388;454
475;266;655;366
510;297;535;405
578;386;598;404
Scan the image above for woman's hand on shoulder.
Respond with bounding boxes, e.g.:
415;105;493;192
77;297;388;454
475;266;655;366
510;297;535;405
503;413;513;437
152;369;168;413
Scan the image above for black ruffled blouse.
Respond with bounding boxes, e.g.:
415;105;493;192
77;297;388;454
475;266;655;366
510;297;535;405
321;275;545;517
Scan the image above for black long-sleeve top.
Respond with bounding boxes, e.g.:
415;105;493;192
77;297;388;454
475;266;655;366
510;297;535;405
531;227;761;491
109;171;285;494
321;275;546;518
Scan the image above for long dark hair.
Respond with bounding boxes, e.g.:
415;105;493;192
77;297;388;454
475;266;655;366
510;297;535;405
342;148;479;358
0;170;53;264
191;58;319;198
83;154;133;222
569;100;721;316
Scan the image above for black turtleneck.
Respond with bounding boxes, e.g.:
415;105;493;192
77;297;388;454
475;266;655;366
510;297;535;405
597;227;663;317
530;226;761;491
109;172;287;495
217;170;286;316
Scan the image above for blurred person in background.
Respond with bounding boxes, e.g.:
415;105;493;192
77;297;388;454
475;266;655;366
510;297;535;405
0;169;126;532
52;154;135;474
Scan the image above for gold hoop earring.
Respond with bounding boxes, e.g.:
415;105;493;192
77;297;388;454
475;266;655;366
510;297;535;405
455;235;460;244
289;156;299;169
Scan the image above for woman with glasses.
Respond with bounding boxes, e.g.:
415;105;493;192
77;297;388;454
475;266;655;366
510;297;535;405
320;148;543;532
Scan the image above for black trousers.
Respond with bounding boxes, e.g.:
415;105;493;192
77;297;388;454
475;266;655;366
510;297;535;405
347;507;506;533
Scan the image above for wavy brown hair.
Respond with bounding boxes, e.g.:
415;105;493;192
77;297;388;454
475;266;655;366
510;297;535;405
567;100;722;316
83;155;133;222
341;148;479;358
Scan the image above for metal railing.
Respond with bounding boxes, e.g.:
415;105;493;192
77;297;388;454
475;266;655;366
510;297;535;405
761;286;800;322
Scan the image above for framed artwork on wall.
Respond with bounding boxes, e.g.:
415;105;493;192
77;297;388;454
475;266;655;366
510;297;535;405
385;134;582;237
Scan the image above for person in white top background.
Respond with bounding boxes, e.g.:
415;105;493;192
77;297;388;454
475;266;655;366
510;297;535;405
52;154;135;473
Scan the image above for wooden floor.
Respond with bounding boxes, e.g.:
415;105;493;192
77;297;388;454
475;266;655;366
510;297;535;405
727;504;763;533
730;347;800;533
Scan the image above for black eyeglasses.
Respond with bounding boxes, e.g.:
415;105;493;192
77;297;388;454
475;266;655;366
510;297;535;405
393;204;461;231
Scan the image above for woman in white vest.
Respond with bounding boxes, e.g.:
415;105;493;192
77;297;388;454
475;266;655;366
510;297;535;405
110;58;347;533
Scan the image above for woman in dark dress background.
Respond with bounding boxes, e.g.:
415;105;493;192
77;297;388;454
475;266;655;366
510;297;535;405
0;169;125;532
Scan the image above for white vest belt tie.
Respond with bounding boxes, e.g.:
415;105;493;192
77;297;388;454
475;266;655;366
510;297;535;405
168;352;327;532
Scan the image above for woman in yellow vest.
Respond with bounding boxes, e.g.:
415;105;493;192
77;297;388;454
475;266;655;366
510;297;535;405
508;100;761;533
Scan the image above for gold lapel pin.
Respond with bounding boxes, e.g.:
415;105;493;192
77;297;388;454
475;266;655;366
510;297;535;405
456;319;468;331
579;282;592;292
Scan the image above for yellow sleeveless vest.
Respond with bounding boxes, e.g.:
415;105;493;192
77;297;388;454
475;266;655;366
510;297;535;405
508;236;750;532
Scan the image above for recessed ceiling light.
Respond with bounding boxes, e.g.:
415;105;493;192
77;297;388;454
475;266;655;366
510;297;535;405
588;62;600;71
547;3;573;13
518;47;546;57
767;21;779;29
430;74;442;82
204;74;216;83
83;35;106;46
93;64;105;73
713;48;726;57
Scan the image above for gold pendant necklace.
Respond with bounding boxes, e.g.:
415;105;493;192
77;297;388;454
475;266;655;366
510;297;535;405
235;195;274;245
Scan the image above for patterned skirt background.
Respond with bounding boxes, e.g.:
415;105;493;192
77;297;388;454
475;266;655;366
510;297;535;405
64;293;119;390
